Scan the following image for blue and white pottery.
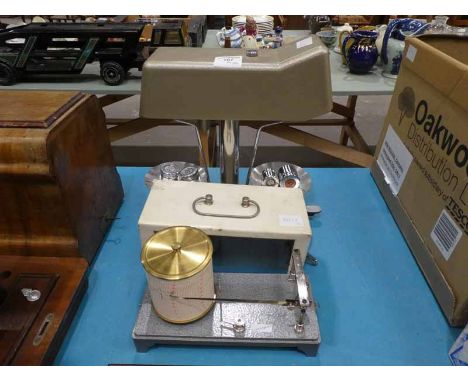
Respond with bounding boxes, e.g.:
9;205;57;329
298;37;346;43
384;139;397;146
382;37;406;78
381;18;429;78
342;30;378;74
316;30;337;48
216;27;243;48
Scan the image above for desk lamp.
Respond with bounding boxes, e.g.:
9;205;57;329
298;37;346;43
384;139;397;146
140;35;332;183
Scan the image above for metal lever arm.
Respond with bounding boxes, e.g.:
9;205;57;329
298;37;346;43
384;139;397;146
169;294;301;307
291;249;312;333
291;249;310;308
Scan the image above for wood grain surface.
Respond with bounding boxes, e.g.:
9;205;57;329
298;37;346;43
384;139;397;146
0;255;88;365
0;91;124;262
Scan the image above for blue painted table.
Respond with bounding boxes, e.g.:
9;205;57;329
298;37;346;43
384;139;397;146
55;167;460;365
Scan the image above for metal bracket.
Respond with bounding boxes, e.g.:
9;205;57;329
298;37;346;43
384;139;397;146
291;250;310;308
306;205;322;216
245;121;285;185
290;250;312;333
192;194;260;219
174;120;211;183
305;254;319;266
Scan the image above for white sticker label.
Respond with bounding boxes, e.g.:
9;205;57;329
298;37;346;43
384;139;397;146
296;36;313;49
406;45;417;62
377;125;413;195
279;214;304;227
213;56;242;68
430;209;463;260
250;323;273;333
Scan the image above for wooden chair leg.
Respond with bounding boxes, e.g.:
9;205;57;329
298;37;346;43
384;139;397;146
344;120;371;154
338;95;358;147
339;127;350;146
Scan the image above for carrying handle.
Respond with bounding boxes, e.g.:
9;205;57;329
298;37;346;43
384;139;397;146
174;120;210;182
216;30;223;44
192;193;260;219
245;121;284;185
381;19;400;65
339;30;352;62
381;18;429;65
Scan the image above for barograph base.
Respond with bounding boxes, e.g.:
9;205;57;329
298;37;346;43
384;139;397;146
132;273;320;357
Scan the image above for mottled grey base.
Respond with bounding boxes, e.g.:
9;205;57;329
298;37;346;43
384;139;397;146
132;273;320;356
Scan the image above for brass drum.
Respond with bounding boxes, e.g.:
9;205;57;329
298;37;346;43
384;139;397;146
141;226;215;323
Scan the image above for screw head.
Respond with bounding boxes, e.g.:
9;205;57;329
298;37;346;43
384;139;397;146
233;318;246;333
294;323;305;334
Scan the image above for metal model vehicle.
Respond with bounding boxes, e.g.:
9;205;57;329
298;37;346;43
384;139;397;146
0;22;147;86
136;16;208;47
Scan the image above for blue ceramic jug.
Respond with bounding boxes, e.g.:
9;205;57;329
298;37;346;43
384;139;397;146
381;18;429;77
342;30;378;74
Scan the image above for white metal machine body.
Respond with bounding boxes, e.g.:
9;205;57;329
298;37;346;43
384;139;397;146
134;180;320;356
138;180;312;266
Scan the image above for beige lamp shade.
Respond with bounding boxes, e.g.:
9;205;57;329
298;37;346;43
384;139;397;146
140;35;333;121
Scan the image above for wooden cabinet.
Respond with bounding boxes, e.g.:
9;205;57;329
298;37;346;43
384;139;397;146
0;91;123;364
0;91;124;263
0;256;87;365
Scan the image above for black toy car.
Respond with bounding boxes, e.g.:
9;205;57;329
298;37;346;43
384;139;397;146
0;23;147;86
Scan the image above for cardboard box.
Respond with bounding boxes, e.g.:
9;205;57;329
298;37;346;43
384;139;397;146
371;35;468;326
